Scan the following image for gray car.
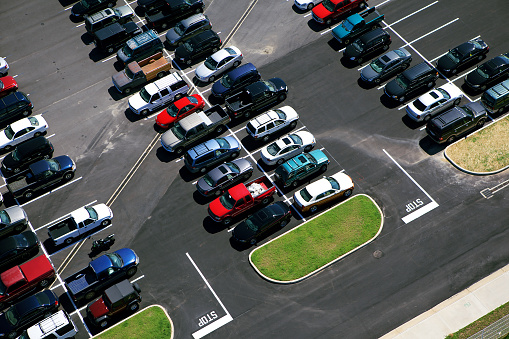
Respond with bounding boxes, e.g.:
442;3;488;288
165;14;211;48
360;47;412;85
196;158;253;196
0;206;28;239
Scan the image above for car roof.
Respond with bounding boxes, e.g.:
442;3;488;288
249;110;280;129
180;13;207;27
188;29;218;45
359;27;388;43
304;178;331;198
105;280;137;303
0;92;29;108
402;62;434;79
89;8;115;22
485;79;509;99
127;30;158;49
13;290;56;315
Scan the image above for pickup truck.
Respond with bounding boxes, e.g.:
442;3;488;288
312;0;367;25
47;204;113;246
6;156;76;200
64;248;139;302
112;52;172;95
145;0;205;31
160;105;231;155
0;255;55;310
225;78;288;119
331;6;383;45
208;176;276;226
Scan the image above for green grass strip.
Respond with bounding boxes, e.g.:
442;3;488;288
251;195;382;281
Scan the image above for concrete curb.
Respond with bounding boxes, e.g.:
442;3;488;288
248;194;384;284
92;304;174;339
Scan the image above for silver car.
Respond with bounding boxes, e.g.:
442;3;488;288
195;46;243;83
246;106;299;143
360;48;412;84
0;206;28;239
406;83;463;122
196;158;253;196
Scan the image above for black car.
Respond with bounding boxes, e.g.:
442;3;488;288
360;47;412;85
437;38;490;76
1;136;54;176
0;290;59;338
146;0;204;30
196;158;253;196
0;231;39;272
0;92;33;126
464;53;509;92
174;29;222;66
343;28;391;64
232;202;292;245
137;0;168;14
94;22;142;54
384;62;439;103
71;0;117;18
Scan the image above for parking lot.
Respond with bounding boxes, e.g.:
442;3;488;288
1;0;509;338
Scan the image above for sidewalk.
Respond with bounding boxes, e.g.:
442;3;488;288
381;264;509;339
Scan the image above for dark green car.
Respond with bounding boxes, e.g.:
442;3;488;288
274;149;329;189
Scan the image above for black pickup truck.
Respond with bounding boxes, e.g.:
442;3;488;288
224;78;288;119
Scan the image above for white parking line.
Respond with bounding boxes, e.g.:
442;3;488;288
400;18;459;49
34;200;98;232
385;1;438;28
20;176;83;207
47;224;113;257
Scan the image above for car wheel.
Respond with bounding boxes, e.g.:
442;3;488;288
13;167;20;173
427;81;434;88
291;180;299;188
310;205;318;213
478;54;484;61
186;59;192;65
357;57;363;64
423;114;431;122
178;41;183;47
157;72;166;79
480;85;487;91
212;47;218;53
107;2;114;7
262;135;270;142
175;147;185;155
7;331;17;339
451;68;458;75
100;319;108;328
243;172;252;180
161;23;168;29
447;135;456;143
200;167;208;173
289;120;298;129
320;164;328;172
326;19;332;25
344;189;352;197
22;110;30;116
123;87;132;95
398;96;405;103
208;75;216;83
230;151;239;159
175;93;183;100
34;132;42;138
250;238;257;245
64;172;74;181
477;118;486;127
276;158;285;165
374;78;381;84
307;3;314;10
23;190;33;199
14;223;26;232
262;197;270;205
280;219;288;228
304;145;313;152
101;219;111;226
244;111;251;119
215;125;225;134
39;278;51;288
223;217;232;226
0;302;5;310
233;60;241;67
382;44;389;51
107;47;114;54
359;1;367;9
127;267;137;277
3;145;12;152
454;98;461;106
279;93;287;102
214;190;222;196
64;237;74;245
85;291;95;300
140;109;149;116
343;38;350;45
195;7;202;13
130;303;140;312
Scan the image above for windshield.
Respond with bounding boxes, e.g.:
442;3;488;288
3;125;14;140
203;174;214;186
122;45;133;57
219;193;236;210
171;123;186;140
106;253;123;268
352;41;364;52
395;74;410;89
461;106;474;118
370;58;384;73
183;41;194;52
245;217;259;232
221;74;233;88
85;206;98;220
204;56;218;70
266;142;281;156
288;134;302;145
5;308;19;326
342;18;355;31
0;210;11;224
166;104;180;117
477;64;491;78
216;137;230;148
125;67;135;80
139;88;151;103
227;162;240;173
47;159;61;172
0;277;6;295
275;109;286;119
264;80;276;92
300;188;313;202
326;177;339;190
11;148;20;161
81;0;91;9
437;88;451;100
174;22;185;36
446;49;460;63
413;99;427;112
322;0;334;12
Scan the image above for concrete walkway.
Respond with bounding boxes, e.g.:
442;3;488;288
381;264;509;339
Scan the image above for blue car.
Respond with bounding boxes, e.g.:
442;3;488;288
211;63;261;99
274;149;329;188
184;136;241;173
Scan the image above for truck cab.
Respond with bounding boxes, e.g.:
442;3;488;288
312;0;367;25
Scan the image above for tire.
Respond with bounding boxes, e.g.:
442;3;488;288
374;78;381;84
34;132;41;138
250;238;257;245
230;152;239;159
208;75;216;83
175;147;185;155
39;278;50;288
320;164;328;172
310;205;318;213
382;44;389;51
304;145;313;152
85;291;95;300
186;59;192;65
212;47;218;53
130;303;140;312
451;68;458;75
14;223;26;232
477;118;486;127
175;93;183;100
307;3;313;10
222;217;232;226
244;111;251;119
101;219;111;227
359;1;367;9
423;114;431;122
233;60;241;67
344;189;352;197
261;197;270;205
214;189;222;196
215;125;225;134
480;85;487;91
291;180;299;188
7;331;17;339
3;145;12;151
454;98;461;106
157;72;165;79
122;87;132;95
100;320;108;328
195;8;201;13
0;302;5;310
22;110;30;116
140;109;149;116
127;266;137;277
107;47;114;54
357;57;363;64
326;19;332;26
280;219;288;228
427;81;434;88
279;93;287;102
200;166;208;173
398;96;405;103
276;158;285;165
289;120;298;129
14;167;21;173
478;54;484;61
64;237;74;245
107;2;114;7
23;190;33;199
343;38;349;45
262;135;270;142
178;41;183;47
243;172;252;180
447;135;456;143
64;172;74;181
161;23;168;29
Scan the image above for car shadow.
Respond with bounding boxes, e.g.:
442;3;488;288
419;136;447;155
357;78;374;90
380;94;401;109
68;14;84;23
134;6;146;17
461;83;482;97
123;108;143;122
401;114;424;130
59;0;78;6
155;146;180;163
207;94;224;106
193;77;209;88
327;38;345;52
81;33;94;45
108;87;125;101
203;216;226;234
153;123;167;134
340;56;362;69
240;135;262;153
291;4;309;14
89;48;113;63
178;165;203;182
113;60;125;72
192;190;214;206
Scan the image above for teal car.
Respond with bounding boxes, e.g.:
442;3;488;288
274;150;329;189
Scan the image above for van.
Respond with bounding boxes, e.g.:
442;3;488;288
211;63;261;98
0;92;33;125
94;21;142;54
165;14;212;47
1;136;54;175
128;72;190;115
385;62;439;102
85;5;134;34
117;30;163;65
22;310;78;339
184;136;241;173
481;80;509;114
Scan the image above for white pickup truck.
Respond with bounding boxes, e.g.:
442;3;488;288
47;204;113;246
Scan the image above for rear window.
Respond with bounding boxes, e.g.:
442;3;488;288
481;92;496;108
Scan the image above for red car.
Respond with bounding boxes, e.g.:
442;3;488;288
0;76;18;98
312;0;367;25
155;94;205;128
0;255;55;310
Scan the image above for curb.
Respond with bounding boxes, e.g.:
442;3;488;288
248;194;384;284
92;304;174;339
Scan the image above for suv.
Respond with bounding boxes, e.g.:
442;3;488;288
0;92;33;125
426;102;487;144
184;136;241;173
87;280;141;328
246;106;299;142
71;0;117;18
136;0;168;14
211;63;261;98
174;29;222;66
274;149;329;189
165;14;211;47
22;310;78;339
93;22;142;54
343;28;391;64
145;0;205;31
1;136;54;175
385;62;439;103
128;73;189;115
85;5;134;34
117;30;163;65
481;79;509;114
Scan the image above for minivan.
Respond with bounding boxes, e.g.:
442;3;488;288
211;63;261;98
165;14;212;47
1;136;54;175
385;62;439;103
0;92;33;125
22;310;78;339
85;5;134;34
174;29;222;66
184;136;241;173
481;79;509;114
94;21;142;54
117;29;163;65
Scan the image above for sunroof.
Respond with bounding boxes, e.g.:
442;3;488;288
430;92;439;99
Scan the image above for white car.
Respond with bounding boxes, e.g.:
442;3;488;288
294;0;322;10
195;46;243;83
246;106;299;142
260;130;315;166
0;115;48;151
0;57;8;76
406;83;463;122
293;171;354;213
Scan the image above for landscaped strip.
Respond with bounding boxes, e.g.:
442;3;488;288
94;305;173;339
445;116;509;174
249;194;383;283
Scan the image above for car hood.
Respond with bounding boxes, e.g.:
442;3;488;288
5;206;26;225
89;297;109;318
1;76;17;92
175;45;192;60
160;130;181;150
385;78;405;97
344;44;362;58
268;78;287;93
464;101;487;118
209;196;231;218
54;155;75;171
0;313;14;336
360;63;379;81
112;71;131;88
437;54;457;72
331;172;354;190
71;2;87;15
195;63;214;80
332;24;349;39
466;69;486;87
232;221;256;241
115;248;139;267
1;153;17;170
93;203;113;220
0;131;11;147
128;94;147;111
116;5;134;17
312;4;332;18
196;177;212;193
211;79;228;97
165;28;180;44
156;110;176;126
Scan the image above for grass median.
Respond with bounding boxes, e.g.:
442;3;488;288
446;116;509;173
250;194;382;282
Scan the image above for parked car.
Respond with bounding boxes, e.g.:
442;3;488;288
145;0;205;31
436;38;489;75
293;171;354;213
0;77;17;99
0;58;8;76
71;0;117;18
93;22;142;54
84;5;134;34
210;63;261;99
274;150;329;189
384;62;439;103
22;310;78;339
165;14;211;48
196;158;253;196
246;106;299;142
195;46;243;83
294;0;322;11
155;94;205;129
464;53;509;92
136;0;167;14
184;136;241;173
480;79;509;114
260;131;316;166
343;28;391;64
0;206;28;239
360;47;412;85
0;231;39;272
312;0;367;25
231;201;292;245
1;136;54;176
0;92;33;125
0;115;48;152
174;29;222;66
331;6;384;45
426;102;487;144
117;30;164;65
0;290;59;339
406;83;463;122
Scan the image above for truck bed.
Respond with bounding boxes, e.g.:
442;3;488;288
7;177;29;193
204;105;229;123
363;9;382;23
65;270;96;295
246;176;274;198
48;218;77;240
225;92;251;113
